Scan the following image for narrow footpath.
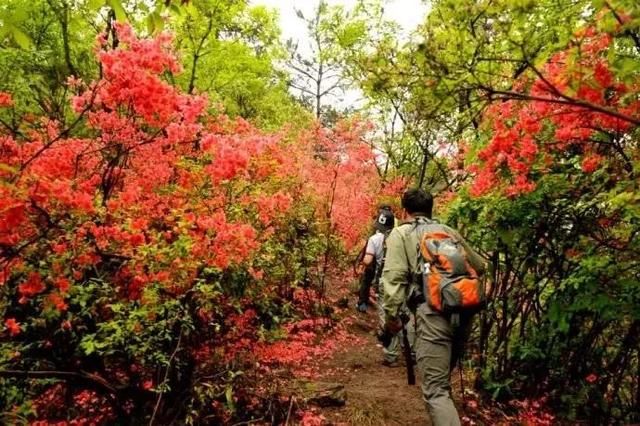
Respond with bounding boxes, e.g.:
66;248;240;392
302;304;463;425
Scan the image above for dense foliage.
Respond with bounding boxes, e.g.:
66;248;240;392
448;17;640;423
0;20;393;424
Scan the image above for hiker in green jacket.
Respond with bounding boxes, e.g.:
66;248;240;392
380;188;487;426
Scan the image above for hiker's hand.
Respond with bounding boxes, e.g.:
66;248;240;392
376;327;393;348
384;316;403;334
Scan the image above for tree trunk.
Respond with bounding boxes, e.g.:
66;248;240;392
417;149;428;188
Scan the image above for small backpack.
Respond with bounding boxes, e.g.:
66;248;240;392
414;218;486;322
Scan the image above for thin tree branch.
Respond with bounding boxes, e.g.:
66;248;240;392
149;329;183;426
0;369;124;393
288;62;320;83
188;15;215;94
482;87;640;126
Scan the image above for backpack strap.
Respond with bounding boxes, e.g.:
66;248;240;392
374;229;392;285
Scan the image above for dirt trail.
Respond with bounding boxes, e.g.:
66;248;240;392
306;306;440;426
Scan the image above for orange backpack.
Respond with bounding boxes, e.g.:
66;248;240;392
415;220;486;320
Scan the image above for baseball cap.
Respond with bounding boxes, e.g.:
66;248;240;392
374;208;395;231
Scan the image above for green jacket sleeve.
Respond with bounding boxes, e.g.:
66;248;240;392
381;227;410;320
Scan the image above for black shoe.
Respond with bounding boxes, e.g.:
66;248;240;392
381;359;400;368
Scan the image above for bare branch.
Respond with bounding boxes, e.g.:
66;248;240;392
481;86;640;126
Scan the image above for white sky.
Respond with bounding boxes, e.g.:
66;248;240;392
250;0;429;42
249;0;430;109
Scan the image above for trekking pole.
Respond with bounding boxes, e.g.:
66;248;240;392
400;313;415;385
458;355;465;407
403;326;416;385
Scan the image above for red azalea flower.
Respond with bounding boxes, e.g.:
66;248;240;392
5;318;21;336
18;272;45;298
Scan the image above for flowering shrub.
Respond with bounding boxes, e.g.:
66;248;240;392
470;28;639;198
445;13;640;423
0;24;391;424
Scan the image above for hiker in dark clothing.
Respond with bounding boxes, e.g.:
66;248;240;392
355;206;394;312
356;262;376;312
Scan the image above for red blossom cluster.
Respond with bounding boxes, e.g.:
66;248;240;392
31;385;115;426
299;409;327;426
295;121;404;250
0;92;13;107
4;317;20;336
509;397;556;426
470;28;639;197
1;24;375;306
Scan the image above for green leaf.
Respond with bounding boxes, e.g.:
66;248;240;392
11;8;29;24
599;14;618;33
492;386;501;400
496;228;515;246
107;0;127;22
169;3;182;16
613;56;640;84
87;0;105;10
10;26;32;49
80;338;96;355
225;386;236;412
146;13;156;34
153;12;164;33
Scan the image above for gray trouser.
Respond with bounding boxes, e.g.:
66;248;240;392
414;303;471;426
376;290;415;362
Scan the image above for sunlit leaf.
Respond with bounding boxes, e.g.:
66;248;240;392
10;26;32;49
107;0;127;21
